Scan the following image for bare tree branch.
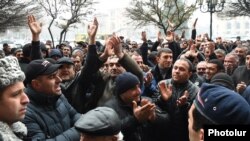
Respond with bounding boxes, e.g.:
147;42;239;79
125;0;197;36
0;0;40;32
220;0;250;17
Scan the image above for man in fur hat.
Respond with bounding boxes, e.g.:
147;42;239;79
0;56;30;140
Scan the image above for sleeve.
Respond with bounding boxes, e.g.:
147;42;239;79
23;109;80;141
77;44;105;84
139;42;149;66
168;41;181;63
191;29;196;40
151;41;160;52
119;54;144;86
30;41;43;60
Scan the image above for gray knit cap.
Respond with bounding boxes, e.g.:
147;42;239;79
0;56;25;89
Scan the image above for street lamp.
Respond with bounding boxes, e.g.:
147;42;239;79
199;0;225;40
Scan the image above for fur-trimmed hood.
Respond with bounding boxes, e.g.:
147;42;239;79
0;121;27;141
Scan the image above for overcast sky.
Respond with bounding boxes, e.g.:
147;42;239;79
95;0;131;11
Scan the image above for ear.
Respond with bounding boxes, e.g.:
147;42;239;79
31;79;41;89
200;128;204;141
156;56;160;63
111;135;119;141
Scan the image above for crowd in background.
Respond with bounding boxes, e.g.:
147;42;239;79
1;15;250;141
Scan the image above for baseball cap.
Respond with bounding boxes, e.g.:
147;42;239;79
25;59;62;84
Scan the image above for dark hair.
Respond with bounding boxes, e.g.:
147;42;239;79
192;106;213;132
3;43;8;47
0;86;8;100
207;59;225;72
246;50;250;56
177;58;193;72
22;43;31;58
157;48;172;57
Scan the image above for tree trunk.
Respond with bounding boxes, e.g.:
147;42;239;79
59;28;66;45
48;18;55;48
63;31;67;42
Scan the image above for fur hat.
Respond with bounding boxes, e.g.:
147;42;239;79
0;56;25;90
74;107;121;136
115;72;140;95
194;83;250;124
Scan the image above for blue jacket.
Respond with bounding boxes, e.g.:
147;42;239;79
22;86;81;141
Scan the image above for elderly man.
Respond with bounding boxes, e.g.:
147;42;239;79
0;56;30;140
196;61;207;77
223;53;239;76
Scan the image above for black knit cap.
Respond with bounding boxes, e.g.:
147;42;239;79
210;72;235;90
115;72;140;95
74;107;121;136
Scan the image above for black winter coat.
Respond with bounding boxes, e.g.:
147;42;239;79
23;86;81;141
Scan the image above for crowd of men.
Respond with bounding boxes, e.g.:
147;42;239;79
1;15;250;141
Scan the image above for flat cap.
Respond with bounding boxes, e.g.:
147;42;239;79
74;107;121;136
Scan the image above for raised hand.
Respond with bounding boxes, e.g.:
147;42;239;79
144;72;153;87
133;100;156;122
141;31;147;42
111;36;124;59
236;81;247;94
28;15;41;41
157;31;163;43
103;37;115;57
193;18;198;29
176;90;189;107
87;17;98;44
185;40;198;58
166;31;174;42
167;19;176;31
158;81;172;101
140;99;156;122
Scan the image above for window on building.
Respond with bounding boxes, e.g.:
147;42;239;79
226;22;231;29
235;22;240;29
245;22;249;29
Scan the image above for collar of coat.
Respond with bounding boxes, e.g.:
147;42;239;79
0;121;27;141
